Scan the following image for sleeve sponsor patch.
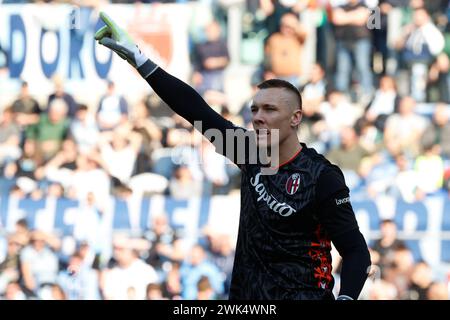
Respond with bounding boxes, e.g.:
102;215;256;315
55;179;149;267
335;197;350;205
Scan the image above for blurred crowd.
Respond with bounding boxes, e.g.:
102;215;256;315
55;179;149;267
0;216;234;300
1;0;450;299
344;219;449;300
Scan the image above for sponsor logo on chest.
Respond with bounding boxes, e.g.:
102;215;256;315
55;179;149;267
249;172;296;217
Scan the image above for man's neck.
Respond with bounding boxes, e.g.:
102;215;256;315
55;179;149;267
276;134;302;167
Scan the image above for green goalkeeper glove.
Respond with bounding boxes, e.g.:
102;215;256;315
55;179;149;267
94;12;158;78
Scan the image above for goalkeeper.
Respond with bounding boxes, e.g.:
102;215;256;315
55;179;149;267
95;12;371;300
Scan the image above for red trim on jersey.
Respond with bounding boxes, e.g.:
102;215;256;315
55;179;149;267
272;146;303;169
308;225;333;289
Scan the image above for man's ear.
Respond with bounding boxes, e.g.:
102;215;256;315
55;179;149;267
291;109;302;127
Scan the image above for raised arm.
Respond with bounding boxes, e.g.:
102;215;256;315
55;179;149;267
145;67;234;135
94;12;235;137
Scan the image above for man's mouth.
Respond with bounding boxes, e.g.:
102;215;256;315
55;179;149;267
256;129;271;136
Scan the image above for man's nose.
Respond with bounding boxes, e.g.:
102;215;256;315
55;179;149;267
253;109;265;125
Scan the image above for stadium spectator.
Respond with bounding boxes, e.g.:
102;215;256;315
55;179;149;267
129;100;162;174
371;219;406;274
169;164;203;199
57;252;100;300
327;127;369;172
144;213;177;274
390;152;424;202
4;139;44;195
389;244;416;299
200;138;230;195
69;104;100;155
47;182;64;198
0;234;24;294
420;102;450;159
371;0;398;75
203;231;234;297
412;0;449;18
405;261;433;300
428;53;450;103
264;12;307;86
395;7;445;101
47;75;77;119
413;144;445;194
2;281;26;300
326;126;371;188
426;282;449;300
11;81;40;127
369;279;399;300
65;153;111;204
0;107;21;170
297;64;327;153
356;118;380;154
196;275;217;300
179;244;224;300
161;261;182;300
192;20;229;96
102;238;159;300
364;147;404;198
14;218;30;243
364;75;400;131
96;125;142;185
332;0;374;102
19;231;60;296
145;93;174;120
146;282;166;300
71;208;108;269
96;80;129;131
38;284;67;300
384;96;428;157
300;63;327;111
25;98;70;162
318;89;360;149
41;139;78;188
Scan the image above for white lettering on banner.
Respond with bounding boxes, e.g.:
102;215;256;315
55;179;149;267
0;4;192;103
1;195;450;267
250;173;296;217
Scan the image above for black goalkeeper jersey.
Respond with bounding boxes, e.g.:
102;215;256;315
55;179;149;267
229;144;359;300
145;67;366;300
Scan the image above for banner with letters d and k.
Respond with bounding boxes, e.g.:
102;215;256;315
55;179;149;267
0;3;193;104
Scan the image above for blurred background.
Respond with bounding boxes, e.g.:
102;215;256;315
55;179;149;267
0;0;449;300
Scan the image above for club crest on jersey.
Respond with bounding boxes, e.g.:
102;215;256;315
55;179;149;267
286;173;301;195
